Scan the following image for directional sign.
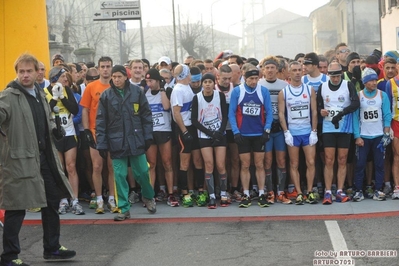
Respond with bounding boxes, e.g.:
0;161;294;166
93;9;141;21
117;20;126;33
101;1;139;9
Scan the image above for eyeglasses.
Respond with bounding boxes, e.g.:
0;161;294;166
339;49;350;54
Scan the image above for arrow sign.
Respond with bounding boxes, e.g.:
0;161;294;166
100;1;139;9
93;9;141;21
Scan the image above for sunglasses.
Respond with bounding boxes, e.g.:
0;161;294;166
339;49;350;53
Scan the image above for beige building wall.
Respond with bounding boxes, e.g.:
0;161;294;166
380;3;399;52
310;4;338;54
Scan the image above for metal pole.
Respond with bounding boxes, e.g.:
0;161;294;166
172;0;178;62
119;21;123;64
139;0;145;58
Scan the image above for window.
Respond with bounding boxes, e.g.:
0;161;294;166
389;0;398;8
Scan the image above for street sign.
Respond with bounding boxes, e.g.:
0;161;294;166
117;20;126;33
93;9;141;21
396;27;399;50
101;1;139;9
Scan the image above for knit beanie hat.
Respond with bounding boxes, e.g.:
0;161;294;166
111;65;127;76
201;73;215;84
384;50;399;61
362;67;378;84
346;52;360;64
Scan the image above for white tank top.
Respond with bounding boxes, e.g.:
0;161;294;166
145;90;172;132
196;91;223;139
359;90;383;137
283;84;311;136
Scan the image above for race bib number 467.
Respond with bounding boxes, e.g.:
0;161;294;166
243;103;261;116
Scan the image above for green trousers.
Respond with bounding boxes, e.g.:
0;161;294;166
112;154;154;213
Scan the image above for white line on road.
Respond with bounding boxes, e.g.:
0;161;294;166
325;220;353;260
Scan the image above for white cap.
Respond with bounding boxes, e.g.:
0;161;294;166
158;56;171;65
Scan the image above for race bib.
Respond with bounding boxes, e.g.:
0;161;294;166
361;107;379;123
152;113;165;127
243;103;261;116
290;105;309;119
52;113;69;126
204;118;221;131
325;107;343;121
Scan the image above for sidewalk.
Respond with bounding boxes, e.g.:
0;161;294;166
24;198;399;222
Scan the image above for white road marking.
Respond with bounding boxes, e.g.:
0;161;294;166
325;220;353;260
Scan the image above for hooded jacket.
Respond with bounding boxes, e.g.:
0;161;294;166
0;81;74;210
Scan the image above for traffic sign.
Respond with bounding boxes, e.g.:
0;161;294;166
101;1;139;9
93;9;141;21
117;20;126;33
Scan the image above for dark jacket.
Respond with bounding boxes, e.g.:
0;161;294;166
0;81;74;210
96;80;153;159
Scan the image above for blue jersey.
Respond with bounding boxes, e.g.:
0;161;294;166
229;83;273;136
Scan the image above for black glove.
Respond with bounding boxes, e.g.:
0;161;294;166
234;133;244;145
182;130;193;144
98;149;107;159
352;65;362;81
261;130;270;143
331;113;343;129
84;129;96;148
145;139;153;151
211;131;224;141
52;127;65;141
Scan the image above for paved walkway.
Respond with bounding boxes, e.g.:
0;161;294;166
24;198;399;224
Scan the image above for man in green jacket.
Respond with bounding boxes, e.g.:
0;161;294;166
0;54;76;266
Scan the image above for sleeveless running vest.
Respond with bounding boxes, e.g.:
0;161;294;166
358;90;383;137
196;91;223;139
145;90;172;132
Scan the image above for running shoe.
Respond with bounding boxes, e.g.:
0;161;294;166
43;246;76;260
224;192;232;204
286;188;298;200
71;203;85;215
232;190;243;202
335;191;349;203
95;200;105;214
249;189;259;200
155;190;166;202
27;208;41;212
196;192;208;207
373;190;386;201
295;194;304;205
266;191;275;204
114;211;130;221
182;194;194;207
392;186;399;200
258;194;269;207
365;186;374;199
277;192;292;204
238;195;251;208
383;185;392;197
352;191;364;202
3;259;30;266
142;197;156;214
128;191;140;204
207;198;217;209
312;187;320;201
107;199;120;213
167;195;179;207
346;187;354;199
322;192;332;205
306;192;318;204
89;198;97;209
78;191;92;202
220;195;229;207
58;203;69;215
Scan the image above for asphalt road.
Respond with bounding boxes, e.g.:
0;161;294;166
1;216;398;266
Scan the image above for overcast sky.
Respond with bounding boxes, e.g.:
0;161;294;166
128;0;330;35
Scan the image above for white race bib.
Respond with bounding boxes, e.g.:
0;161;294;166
272;102;278;115
204;118;221;131
290;105;309;119
243;103;261;116
325;107;343;121
152;113;165;127
361;107;379;123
